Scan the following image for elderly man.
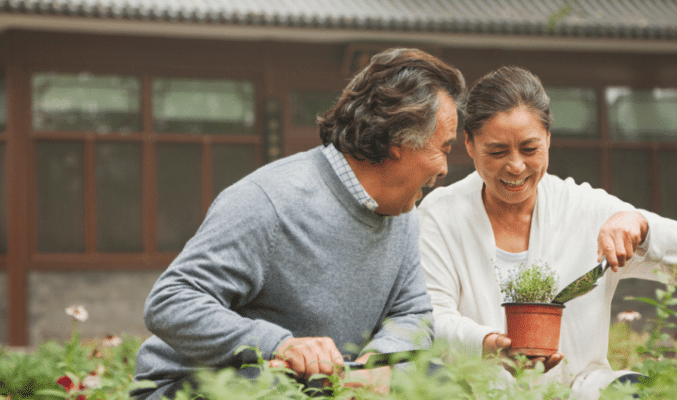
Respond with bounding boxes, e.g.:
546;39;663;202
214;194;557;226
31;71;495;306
132;47;466;399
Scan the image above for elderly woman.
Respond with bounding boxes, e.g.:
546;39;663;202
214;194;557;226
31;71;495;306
418;66;677;399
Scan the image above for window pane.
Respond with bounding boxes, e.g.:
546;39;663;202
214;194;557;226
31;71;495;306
546;88;597;138
659;151;677;220
37;141;85;252
548;148;601;188
607;87;677;142
0;79;6;132
289;90;340;126
153;78;255;134
157;144;202;252
212;144;257;197
612;150;651;210
32;73;141;133
96;143;142;252
0;144;5;253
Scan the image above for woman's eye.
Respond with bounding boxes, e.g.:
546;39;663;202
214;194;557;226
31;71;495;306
490;151;505;156
523;148;537;153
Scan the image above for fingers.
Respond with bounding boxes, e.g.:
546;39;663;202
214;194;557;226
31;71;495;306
597;211;648;271
543;353;564;372
502;352;564;376
274;337;343;380
482;333;511;357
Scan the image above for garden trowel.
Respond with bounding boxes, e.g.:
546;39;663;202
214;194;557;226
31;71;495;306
551;257;609;304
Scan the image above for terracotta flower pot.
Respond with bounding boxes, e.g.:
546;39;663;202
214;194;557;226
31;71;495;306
502;302;565;357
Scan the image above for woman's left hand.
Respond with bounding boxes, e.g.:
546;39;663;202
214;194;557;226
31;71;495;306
597;211;649;271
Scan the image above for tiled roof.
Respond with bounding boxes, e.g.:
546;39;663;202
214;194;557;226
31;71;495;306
2;0;677;40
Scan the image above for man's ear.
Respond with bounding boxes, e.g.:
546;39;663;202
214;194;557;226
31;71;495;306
389;145;403;160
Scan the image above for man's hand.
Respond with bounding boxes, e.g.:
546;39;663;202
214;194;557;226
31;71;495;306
598;211;649;271
342;353;391;396
269;337;343;380
483;333;563;374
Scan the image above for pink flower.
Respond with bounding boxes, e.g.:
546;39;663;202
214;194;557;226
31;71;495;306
102;335;122;348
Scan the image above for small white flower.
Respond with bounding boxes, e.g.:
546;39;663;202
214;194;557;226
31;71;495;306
65;305;89;322
102;335;123;348
617;310;642;322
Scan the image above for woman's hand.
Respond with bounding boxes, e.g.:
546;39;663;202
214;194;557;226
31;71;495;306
597;211;649;271
483;333;563;374
482;332;511;357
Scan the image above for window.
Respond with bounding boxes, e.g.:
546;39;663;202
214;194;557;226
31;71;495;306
32;73;260;254
32;73;141;133
289;90;340;127
612;150;652;210
546;87;598;138
659;151;677;220
96;143;143;252
36;141;85;252
153;78;255;134
549;148;601;188
546;87;601;188
607;87;677;142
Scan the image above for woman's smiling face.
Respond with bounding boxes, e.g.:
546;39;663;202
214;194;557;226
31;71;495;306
465;105;550;209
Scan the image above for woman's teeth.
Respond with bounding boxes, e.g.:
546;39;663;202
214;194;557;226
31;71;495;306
501;177;527;187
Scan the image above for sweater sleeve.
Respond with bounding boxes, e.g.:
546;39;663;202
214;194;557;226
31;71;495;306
143;181;293;367
418;197;497;358
360;214;435;356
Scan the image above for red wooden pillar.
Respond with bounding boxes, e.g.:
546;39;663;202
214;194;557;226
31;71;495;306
6;47;31;345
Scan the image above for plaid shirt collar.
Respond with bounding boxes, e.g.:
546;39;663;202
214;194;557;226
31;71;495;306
322;144;379;211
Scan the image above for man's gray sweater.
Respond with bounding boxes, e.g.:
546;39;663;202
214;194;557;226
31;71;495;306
133;146;434;398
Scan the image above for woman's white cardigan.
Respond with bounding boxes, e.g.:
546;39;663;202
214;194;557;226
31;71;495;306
418;172;677;399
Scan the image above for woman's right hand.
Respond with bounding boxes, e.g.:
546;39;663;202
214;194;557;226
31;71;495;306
482;332;511;357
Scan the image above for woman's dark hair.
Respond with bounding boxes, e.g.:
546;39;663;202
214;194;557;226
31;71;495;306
464;66;553;142
318;48;466;163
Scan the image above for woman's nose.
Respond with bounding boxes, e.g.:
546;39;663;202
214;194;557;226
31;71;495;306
505;155;526;174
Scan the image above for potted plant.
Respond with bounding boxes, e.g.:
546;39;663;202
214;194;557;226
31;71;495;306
499;262;564;358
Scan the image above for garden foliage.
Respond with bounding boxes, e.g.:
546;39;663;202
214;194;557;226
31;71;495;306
2;270;677;399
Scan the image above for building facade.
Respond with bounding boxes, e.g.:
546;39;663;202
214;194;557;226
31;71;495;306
1;0;677;345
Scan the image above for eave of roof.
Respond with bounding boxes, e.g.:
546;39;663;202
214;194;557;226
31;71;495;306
1;0;676;53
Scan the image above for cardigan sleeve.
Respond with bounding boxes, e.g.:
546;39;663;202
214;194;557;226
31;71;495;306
143;181;293;367
617;209;677;281
418;197;497;358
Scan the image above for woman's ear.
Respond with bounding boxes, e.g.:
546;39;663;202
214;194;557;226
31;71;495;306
464;131;475;159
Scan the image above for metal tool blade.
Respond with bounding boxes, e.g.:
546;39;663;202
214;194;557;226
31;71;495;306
552;257;609;304
343;350;423;370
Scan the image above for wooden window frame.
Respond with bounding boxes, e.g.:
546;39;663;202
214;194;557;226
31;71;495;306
27;72;263;271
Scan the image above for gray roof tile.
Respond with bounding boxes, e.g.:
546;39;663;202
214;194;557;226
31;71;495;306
2;0;676;39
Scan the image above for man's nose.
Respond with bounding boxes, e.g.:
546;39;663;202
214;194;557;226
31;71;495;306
438;161;448;178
